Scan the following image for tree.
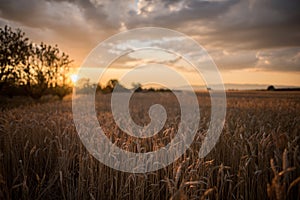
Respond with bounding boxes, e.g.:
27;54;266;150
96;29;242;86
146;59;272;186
267;85;275;91
102;79;119;93
23;43;50;99
49;50;73;100
0;25;73;100
132;82;143;92
107;79;119;89
0;25;31;95
23;43;73;99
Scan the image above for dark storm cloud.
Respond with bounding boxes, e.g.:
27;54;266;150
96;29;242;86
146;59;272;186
0;0;299;72
207;0;300;50
127;0;240;28
125;0;300;50
0;0;110;29
0;0;47;28
1;0;298;49
45;0;113;28
0;0;117;66
126;0;300;71
256;47;300;72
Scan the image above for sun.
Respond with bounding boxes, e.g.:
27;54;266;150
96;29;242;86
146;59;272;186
70;74;79;84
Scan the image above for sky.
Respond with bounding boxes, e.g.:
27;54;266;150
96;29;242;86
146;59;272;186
0;0;299;89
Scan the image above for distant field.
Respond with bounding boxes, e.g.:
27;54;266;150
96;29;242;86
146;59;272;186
0;91;299;199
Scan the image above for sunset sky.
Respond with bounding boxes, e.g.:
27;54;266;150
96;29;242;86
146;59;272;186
0;0;299;89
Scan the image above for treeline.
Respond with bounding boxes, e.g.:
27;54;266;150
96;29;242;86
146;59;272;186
0;25;73;100
75;79;171;94
267;85;300;91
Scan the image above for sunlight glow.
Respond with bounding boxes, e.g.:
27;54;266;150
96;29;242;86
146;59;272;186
70;74;79;84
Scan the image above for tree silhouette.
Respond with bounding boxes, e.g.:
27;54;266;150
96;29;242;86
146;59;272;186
132;82;142;92
0;25;73;100
0;25;31;94
24;43;72;99
267;85;275;91
102;79;119;93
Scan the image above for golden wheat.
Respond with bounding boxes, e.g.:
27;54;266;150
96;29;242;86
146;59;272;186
0;91;299;199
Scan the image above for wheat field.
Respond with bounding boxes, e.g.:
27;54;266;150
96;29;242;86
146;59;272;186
0;91;299;200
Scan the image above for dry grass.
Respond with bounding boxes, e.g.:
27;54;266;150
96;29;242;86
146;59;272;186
0;91;299;199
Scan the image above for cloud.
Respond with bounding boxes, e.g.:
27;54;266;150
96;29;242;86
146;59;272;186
0;0;299;73
205;0;300;49
256;48;300;72
0;0;118;66
127;0;239;28
211;50;259;70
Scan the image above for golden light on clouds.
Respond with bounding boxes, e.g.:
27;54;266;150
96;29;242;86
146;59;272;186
1;0;299;89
